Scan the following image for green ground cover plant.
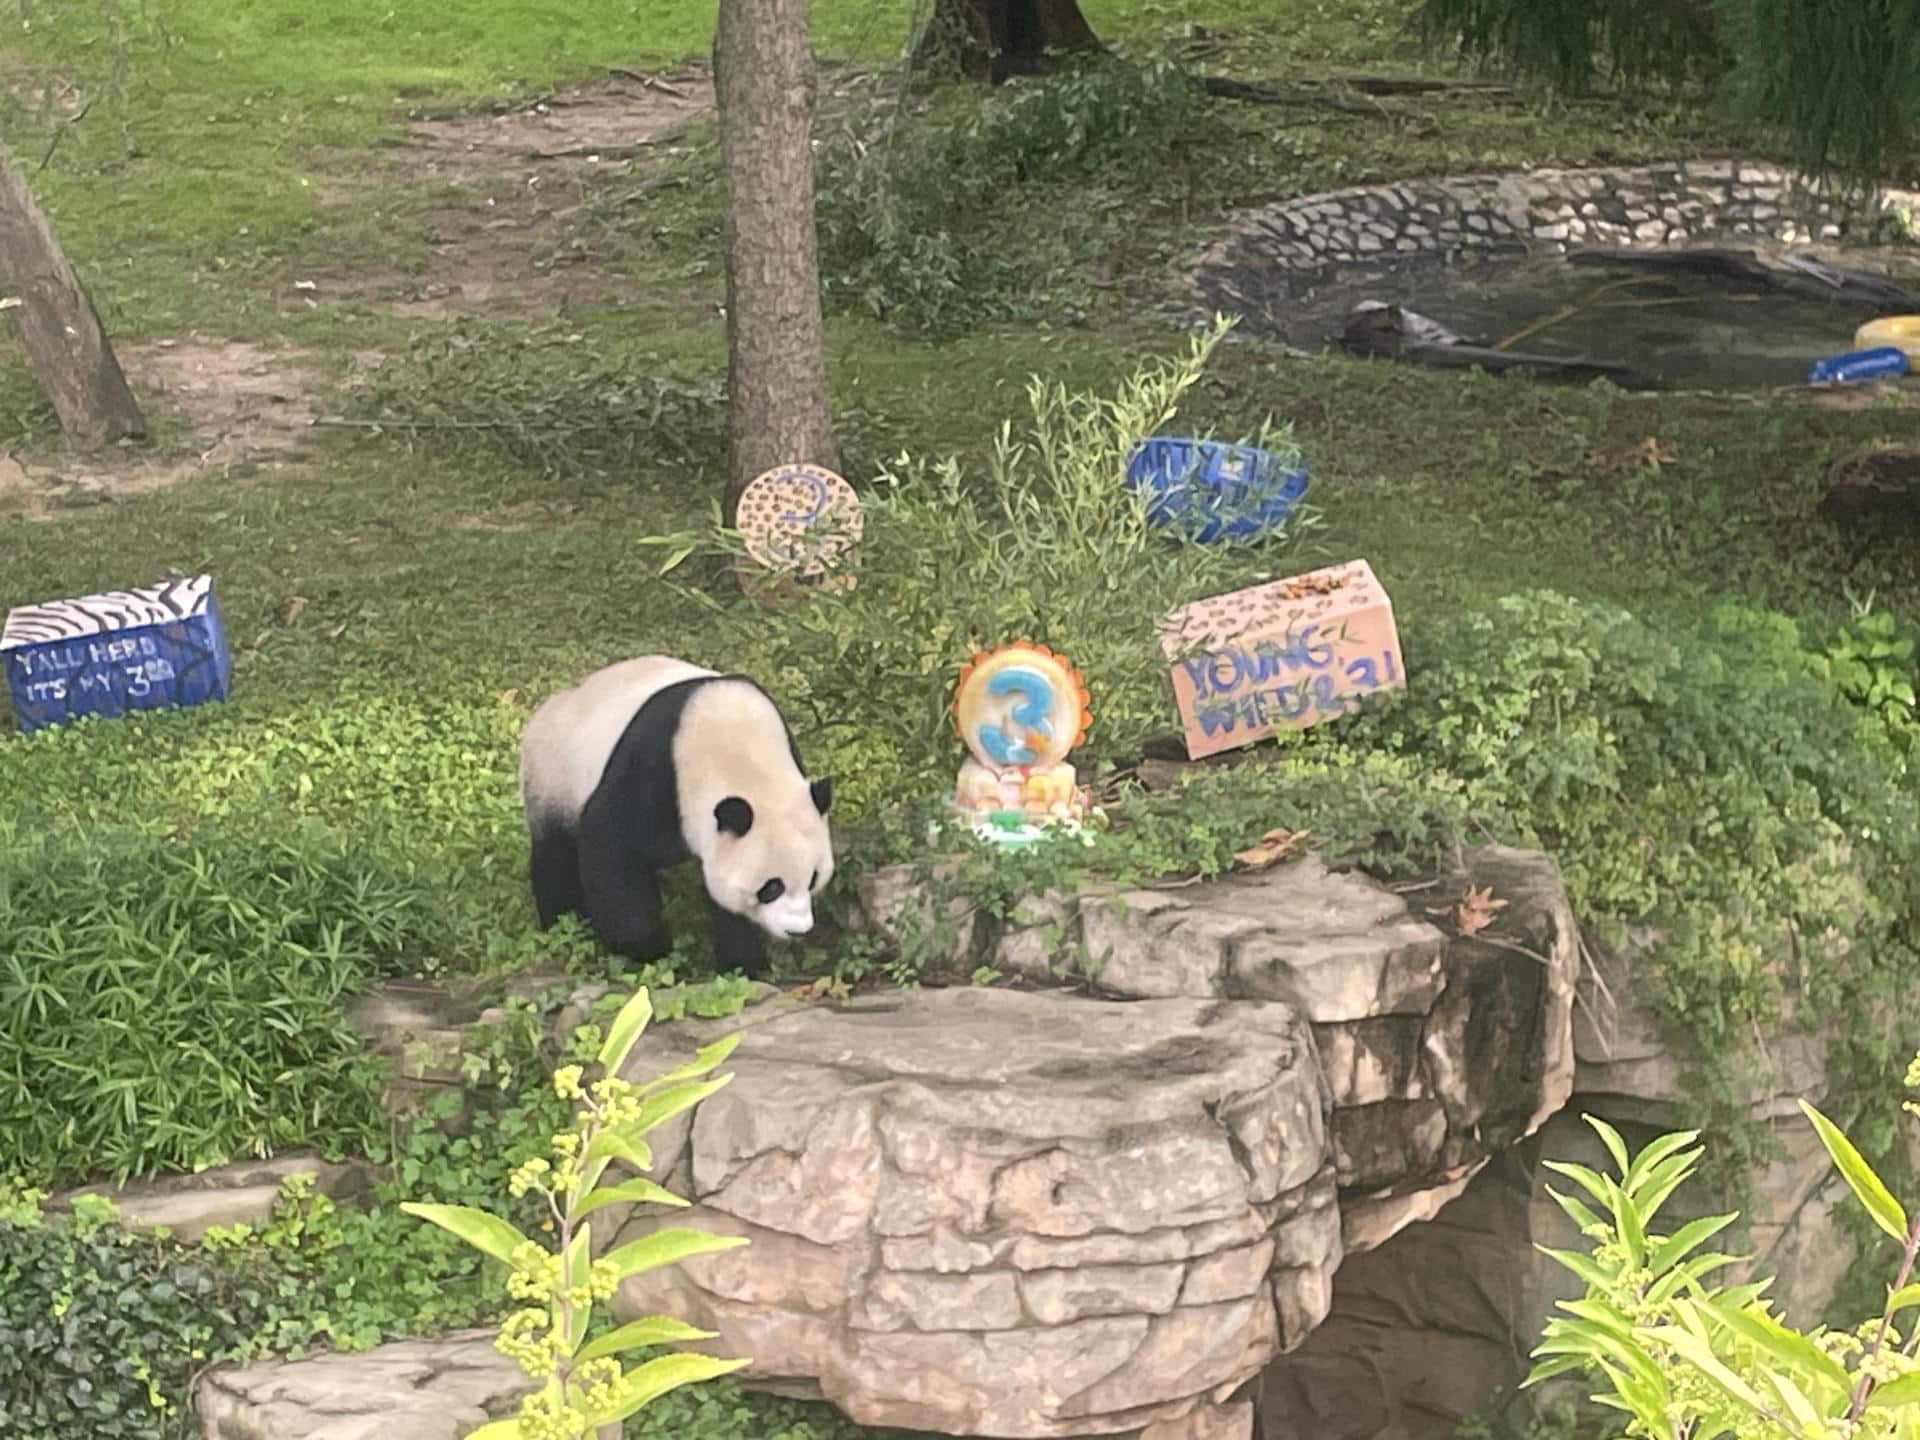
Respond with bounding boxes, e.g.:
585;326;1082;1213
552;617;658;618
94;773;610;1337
0;2;1918;1437
0;989;898;1440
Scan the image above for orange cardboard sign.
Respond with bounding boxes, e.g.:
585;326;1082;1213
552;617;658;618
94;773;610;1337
1159;558;1405;759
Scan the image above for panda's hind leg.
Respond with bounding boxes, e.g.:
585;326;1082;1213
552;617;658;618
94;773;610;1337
528;822;585;930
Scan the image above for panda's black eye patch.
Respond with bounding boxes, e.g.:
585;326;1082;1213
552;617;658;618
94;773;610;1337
756;878;785;906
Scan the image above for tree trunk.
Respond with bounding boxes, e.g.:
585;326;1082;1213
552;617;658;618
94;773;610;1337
0;142;146;445
917;0;1102;83
714;0;838;524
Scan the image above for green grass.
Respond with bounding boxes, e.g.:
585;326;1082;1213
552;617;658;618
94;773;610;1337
0;0;1740;337
2;0;1917;1139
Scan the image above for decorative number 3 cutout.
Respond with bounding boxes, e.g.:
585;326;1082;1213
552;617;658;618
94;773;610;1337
977;666;1055;766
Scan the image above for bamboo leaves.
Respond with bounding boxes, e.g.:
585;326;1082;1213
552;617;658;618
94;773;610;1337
1525;1067;1920;1437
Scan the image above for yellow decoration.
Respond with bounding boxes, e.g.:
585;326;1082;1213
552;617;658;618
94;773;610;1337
1854;315;1920;364
949;641;1092;827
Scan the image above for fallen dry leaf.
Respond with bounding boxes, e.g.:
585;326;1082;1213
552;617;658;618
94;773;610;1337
1586;436;1677;473
498;688;519;706
1234;827;1309;872
1430;882;1509;937
276;595;307;625
791;976;850;1005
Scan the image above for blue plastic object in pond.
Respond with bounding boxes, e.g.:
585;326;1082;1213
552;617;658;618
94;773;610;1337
3;575;233;735
1126;438;1310;543
1808;345;1910;385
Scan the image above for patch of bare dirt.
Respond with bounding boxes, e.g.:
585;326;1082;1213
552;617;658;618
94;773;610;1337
299;68;719;317
2;340;341;518
403;69;714;179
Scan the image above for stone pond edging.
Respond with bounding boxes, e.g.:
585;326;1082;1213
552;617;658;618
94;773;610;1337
1164;157;1920;350
1188;157;1917;285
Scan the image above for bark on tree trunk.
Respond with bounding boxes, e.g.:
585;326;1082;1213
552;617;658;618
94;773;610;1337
0;142;146;445
714;0;838;524
917;0;1102;83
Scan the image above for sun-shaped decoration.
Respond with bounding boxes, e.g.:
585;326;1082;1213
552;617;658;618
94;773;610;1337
951;640;1091;772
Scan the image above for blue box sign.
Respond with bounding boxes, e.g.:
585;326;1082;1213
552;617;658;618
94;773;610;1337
3;575;234;735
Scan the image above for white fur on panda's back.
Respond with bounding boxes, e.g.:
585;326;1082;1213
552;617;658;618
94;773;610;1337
519;655;716;823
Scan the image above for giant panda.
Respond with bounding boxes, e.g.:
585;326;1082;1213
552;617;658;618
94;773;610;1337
517;655;835;978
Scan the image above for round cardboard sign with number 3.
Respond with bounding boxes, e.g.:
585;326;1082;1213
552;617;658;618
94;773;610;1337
736;463;863;592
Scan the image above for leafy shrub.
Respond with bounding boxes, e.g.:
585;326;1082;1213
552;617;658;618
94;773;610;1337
651;315;1318;812
340;318;729;481
0;1196;271;1440
815;53;1216;335
1345;595;1919;1076
403;988;747;1439
0;814;437;1185
1819;601;1919;731
0;694;536;956
0;695;525;853
1525;1061;1920;1434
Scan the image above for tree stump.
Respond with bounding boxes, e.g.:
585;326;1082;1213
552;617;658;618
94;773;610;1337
915;0;1102;83
0;141;147;444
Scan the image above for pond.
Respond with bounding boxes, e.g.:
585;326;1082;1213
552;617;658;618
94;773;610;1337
1245;247;1920;391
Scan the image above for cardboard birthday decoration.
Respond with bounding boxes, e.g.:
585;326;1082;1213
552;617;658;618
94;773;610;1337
735;462;862;592
1159;558;1405;760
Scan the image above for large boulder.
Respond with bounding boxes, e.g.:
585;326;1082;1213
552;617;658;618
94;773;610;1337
610;986;1339;1440
858;843;1579;1252
192;844;1584;1440
606;845;1580;1439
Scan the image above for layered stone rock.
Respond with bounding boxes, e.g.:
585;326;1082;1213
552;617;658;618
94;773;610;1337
858;844;1579;1253
191;845;1585;1440
56;1153;373;1244
1256;908;1854;1439
195;1330;529;1440
609;986;1340;1439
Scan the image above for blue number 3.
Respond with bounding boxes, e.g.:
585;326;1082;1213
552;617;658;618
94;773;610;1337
977;666;1055;766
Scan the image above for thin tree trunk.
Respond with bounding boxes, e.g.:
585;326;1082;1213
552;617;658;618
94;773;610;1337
714;0;838;524
0;141;146;444
916;0;1102;83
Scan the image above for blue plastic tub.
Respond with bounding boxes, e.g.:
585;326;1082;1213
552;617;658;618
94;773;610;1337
1125;437;1309;544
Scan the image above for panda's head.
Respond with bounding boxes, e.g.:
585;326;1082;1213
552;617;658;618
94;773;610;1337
703;776;835;939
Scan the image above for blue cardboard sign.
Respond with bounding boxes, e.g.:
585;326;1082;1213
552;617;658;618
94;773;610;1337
3;576;234;735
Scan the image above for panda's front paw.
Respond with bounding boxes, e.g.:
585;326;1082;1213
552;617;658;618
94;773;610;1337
592;911;673;966
708;906;771;979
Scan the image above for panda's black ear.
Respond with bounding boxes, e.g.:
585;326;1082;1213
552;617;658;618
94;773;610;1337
809;777;833;815
714;796;754;838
